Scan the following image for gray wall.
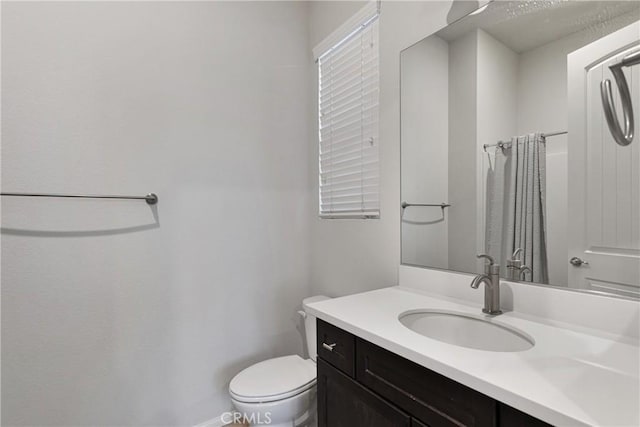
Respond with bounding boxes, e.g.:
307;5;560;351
308;1;459;298
1;2;312;425
401;36;450;268
447;31;479;274
1;1;482;424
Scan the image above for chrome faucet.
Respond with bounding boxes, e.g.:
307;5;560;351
470;254;502;315
506;248;531;281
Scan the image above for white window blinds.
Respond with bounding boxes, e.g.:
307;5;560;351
317;8;380;219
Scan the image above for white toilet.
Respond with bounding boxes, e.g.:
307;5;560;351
228;296;329;427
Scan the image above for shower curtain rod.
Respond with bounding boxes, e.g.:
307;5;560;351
483;130;567;152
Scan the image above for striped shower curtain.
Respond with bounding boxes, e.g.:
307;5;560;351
486;133;549;284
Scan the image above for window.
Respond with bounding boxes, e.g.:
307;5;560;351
315;3;380;219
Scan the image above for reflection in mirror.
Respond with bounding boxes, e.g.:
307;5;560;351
400;1;640;298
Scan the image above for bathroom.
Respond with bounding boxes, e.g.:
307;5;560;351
1;1;638;426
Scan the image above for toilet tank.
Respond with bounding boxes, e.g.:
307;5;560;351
302;296;330;362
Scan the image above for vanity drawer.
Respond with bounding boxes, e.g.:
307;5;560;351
317;319;355;377
356;338;497;427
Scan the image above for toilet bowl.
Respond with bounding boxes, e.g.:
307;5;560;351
228;296;329;427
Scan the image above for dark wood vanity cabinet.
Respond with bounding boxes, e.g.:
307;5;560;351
317;359;410;427
316;319;552;427
498;404;554;427
356;338;496;426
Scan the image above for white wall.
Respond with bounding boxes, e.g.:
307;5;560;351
0;1;502;424
517;34;573;286
447;31;478;274
308;1;461;297
476;29;519;273
446;29;519;275
305;1;636;301
400;36;449;269
1;2;312;425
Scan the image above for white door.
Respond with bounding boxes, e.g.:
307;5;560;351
567;21;640;298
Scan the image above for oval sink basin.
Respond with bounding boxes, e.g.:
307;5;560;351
399;310;534;352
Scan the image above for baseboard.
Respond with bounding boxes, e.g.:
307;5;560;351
193;413;228;427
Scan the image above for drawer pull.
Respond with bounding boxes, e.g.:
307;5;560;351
322;342;337;351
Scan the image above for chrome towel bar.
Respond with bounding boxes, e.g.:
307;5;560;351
1;192;158;205
401;202;451;209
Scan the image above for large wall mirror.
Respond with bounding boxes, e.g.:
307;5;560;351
401;0;640;298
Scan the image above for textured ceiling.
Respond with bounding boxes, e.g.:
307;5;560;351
437;0;640;53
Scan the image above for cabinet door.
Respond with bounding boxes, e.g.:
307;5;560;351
499;404;552;427
317;359;410;427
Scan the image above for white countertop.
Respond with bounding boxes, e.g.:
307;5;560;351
306;286;640;427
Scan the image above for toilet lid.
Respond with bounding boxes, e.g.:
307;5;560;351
229;355;316;403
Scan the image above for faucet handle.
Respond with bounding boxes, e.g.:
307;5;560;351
477;254;495;265
477;254;500;275
519;265;532;281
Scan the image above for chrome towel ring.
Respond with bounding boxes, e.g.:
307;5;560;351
600;50;640;147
